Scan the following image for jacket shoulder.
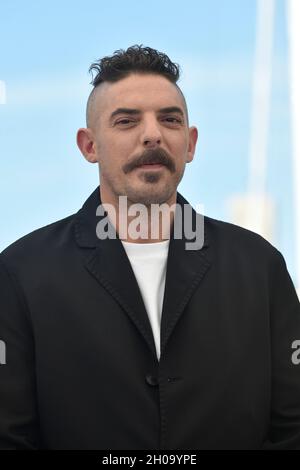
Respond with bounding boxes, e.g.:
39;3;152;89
0;213;76;268
203;214;282;260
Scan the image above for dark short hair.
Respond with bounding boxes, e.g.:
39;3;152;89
89;44;181;86
86;44;189;127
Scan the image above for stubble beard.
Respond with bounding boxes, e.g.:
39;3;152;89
123;165;186;207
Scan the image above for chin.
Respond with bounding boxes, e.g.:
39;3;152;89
125;186;175;206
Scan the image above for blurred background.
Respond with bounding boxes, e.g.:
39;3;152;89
0;0;299;295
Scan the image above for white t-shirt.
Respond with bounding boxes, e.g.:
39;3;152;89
120;239;170;361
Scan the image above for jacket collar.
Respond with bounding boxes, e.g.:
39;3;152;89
74;185;209;249
74;186;211;362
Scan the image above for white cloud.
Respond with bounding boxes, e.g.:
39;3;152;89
0;80;7;104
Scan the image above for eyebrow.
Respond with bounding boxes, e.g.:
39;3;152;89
109;106;185;121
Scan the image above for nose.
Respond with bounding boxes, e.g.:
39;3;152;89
141;115;162;147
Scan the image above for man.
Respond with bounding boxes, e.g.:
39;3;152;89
0;45;300;450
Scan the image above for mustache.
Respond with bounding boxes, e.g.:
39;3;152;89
123;148;176;174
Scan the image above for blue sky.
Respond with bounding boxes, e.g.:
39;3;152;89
0;0;296;284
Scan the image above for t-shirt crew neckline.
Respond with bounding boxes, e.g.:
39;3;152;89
120;239;170;256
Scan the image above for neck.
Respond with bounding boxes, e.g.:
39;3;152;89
99;187;176;243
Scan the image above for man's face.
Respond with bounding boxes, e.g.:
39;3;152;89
84;73;198;206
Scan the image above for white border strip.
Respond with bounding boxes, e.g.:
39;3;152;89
287;0;300;293
0;80;6;105
248;0;275;197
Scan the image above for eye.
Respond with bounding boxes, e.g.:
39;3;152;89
163;117;182;124
115;119;135;125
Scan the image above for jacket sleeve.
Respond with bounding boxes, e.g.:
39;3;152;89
262;249;300;450
0;257;40;449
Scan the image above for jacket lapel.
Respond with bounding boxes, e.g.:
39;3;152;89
74;186;157;358
160;193;211;358
87;238;158;358
74;186;211;361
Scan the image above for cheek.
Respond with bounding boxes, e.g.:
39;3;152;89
98;145;128;175
173;142;189;163
169;133;188;152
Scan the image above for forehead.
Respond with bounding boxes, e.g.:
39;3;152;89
96;73;184;116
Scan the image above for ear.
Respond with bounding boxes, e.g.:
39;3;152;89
76;127;98;163
186;126;198;163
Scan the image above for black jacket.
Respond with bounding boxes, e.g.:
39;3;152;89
0;186;300;450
